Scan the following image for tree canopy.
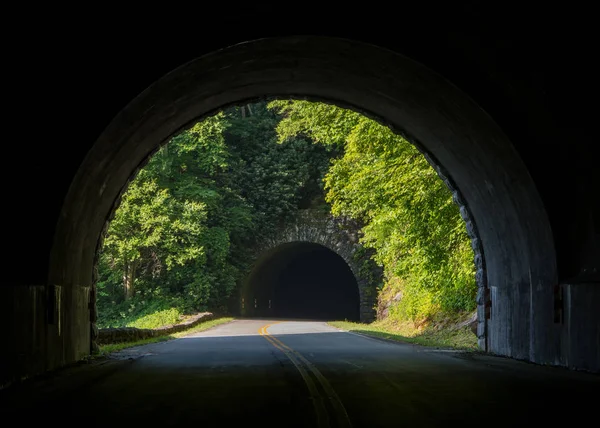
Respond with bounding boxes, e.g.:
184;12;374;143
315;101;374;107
97;103;336;327
97;100;475;328
269;100;476;319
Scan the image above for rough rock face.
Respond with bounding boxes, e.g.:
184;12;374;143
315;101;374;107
378;292;403;319
454;311;479;336
97;312;214;345
470;320;478;336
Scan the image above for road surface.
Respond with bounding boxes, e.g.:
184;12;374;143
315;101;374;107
1;319;597;427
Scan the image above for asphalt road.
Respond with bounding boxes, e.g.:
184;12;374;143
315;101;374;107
1;319;598;427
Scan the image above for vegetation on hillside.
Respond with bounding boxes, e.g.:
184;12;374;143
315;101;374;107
97;100;475;332
329;319;478;350
269;101;476;321
97;103;335;328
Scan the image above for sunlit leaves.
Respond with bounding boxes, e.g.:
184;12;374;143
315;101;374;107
270;100;477;320
99;99;476;328
169;114;230;176
269;100;359;147
99;115;234;310
98;102;336;324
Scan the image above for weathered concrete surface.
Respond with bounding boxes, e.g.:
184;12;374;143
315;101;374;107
1;320;597;427
560;283;600;372
0;285;90;388
2;9;598;383
242;209;382;322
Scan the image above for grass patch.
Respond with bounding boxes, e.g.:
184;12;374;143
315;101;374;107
329;318;478;350
126;308;182;329
97;295;192;329
98;316;234;355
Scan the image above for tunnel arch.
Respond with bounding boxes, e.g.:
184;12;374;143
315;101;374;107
241;209;383;322
50;36;557;366
241;242;361;321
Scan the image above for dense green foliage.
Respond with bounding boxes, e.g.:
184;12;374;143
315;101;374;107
269;100;476;320
97;103;335;328
98;99;475;329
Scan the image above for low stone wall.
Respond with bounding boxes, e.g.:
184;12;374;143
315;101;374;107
97;312;216;345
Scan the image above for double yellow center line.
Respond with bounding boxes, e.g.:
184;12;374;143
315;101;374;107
259;322;352;428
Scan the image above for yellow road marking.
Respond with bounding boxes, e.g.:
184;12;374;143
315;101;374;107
259;323;329;427
259;322;352;428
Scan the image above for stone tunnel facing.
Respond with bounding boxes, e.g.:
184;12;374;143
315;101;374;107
240;243;360;321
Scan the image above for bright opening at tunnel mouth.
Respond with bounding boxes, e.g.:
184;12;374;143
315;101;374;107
242;242;361;321
94;97;477;342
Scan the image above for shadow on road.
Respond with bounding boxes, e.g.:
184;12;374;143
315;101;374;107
1;327;597;427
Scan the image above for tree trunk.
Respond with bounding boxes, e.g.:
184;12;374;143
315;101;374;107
124;261;136;300
123;264;128;300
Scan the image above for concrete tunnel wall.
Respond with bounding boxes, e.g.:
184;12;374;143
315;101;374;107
2;30;599;386
240;242;361;321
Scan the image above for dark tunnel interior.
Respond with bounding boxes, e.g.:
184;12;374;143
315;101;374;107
242;243;360;321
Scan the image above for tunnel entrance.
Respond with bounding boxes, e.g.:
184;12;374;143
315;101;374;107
242;243;360;321
28;34;595;381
